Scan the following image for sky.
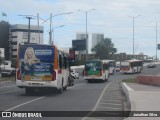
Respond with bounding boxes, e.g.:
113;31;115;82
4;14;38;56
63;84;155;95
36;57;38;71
1;0;160;58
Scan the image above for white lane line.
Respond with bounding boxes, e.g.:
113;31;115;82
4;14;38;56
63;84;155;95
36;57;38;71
92;83;111;111
5;96;45;111
0;90;20;95
99;102;122;105
82;83;111;120
0;85;16;89
101;99;121;102
97;106;122;110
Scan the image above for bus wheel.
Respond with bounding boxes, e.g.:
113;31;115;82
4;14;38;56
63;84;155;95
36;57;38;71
88;80;91;83
63;85;67;90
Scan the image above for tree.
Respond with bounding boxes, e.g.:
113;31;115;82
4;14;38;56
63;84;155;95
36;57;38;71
91;38;117;59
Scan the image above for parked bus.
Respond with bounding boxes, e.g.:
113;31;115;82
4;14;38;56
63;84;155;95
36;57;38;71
120;59;143;74
84;60;109;83
16;44;70;94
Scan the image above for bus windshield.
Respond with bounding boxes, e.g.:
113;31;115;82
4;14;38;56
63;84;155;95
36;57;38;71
85;61;102;75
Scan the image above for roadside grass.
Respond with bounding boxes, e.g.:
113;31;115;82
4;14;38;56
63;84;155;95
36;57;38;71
122;78;137;83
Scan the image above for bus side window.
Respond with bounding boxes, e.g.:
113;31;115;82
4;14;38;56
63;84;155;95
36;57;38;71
59;53;62;69
64;56;67;69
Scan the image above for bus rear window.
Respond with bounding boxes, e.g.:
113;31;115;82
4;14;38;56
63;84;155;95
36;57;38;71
85;61;102;71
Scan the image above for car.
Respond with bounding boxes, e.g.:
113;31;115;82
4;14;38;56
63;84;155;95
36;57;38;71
147;62;156;68
70;69;79;79
1;69;16;77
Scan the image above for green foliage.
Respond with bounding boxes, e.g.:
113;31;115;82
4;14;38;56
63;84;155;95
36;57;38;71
91;38;117;59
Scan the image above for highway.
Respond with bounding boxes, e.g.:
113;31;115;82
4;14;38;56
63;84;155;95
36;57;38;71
0;64;160;120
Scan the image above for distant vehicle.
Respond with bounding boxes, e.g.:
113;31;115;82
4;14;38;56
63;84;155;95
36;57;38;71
115;65;120;72
84;60;109;83
68;74;74;86
102;60;115;75
1;69;16;77
120;59;143;74
70;69;79;79
147;62;156;68
16;44;70;94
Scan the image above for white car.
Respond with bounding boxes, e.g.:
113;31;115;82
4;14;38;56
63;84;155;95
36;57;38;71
70;70;79;79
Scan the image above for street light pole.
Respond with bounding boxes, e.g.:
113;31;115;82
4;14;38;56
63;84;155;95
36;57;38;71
78;9;95;60
50;25;65;45
128;15;141;56
42;12;73;45
18;15;35;43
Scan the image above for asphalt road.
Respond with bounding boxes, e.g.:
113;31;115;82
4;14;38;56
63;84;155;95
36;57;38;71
0;64;160;120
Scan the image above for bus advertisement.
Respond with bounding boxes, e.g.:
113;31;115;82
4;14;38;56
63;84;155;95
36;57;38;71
84;60;109;83
16;44;70;94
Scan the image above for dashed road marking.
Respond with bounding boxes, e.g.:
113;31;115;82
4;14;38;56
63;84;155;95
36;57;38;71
5;96;45;111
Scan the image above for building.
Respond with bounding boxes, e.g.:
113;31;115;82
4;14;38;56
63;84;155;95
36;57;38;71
76;32;88;40
10;24;44;61
92;33;104;51
76;32;88;54
0;21;10;60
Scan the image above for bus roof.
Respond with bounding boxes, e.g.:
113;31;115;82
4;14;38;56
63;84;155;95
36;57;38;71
124;59;143;62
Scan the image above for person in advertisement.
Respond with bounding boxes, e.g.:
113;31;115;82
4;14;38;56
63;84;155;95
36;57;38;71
21;47;40;78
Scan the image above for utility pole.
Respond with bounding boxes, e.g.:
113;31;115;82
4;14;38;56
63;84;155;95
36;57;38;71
18;15;35;43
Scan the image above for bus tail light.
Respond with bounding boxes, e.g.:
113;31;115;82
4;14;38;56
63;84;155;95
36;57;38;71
52;70;56;80
58;69;62;74
17;69;21;80
100;71;102;76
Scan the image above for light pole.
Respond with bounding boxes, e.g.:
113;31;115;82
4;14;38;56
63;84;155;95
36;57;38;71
50;25;65;45
78;9;95;60
153;21;160;61
128;15;141;56
19;15;35;43
42;12;73;45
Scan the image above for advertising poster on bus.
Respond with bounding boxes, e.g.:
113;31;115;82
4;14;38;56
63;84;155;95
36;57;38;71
19;45;54;81
85;61;101;76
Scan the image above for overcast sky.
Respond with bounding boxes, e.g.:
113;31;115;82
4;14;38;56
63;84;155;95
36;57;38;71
1;0;160;58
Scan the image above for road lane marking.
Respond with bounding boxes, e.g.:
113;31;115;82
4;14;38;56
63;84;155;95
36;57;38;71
0;90;20;95
92;83;111;111
82;82;111;120
100;99;121;102
97;106;122;110
3;83;85;111
5;96;45;111
99;102;122;105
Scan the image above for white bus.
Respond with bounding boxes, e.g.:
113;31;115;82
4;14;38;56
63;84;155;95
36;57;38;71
84;60;109;83
120;59;143;74
16;44;70;94
102;60;115;75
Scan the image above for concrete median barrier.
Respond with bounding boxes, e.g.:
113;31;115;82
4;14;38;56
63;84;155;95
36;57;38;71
137;75;160;86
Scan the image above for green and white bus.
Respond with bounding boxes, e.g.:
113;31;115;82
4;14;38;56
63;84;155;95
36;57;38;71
84;60;109;83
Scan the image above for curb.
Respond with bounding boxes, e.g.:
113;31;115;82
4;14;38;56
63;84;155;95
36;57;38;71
121;82;136;113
